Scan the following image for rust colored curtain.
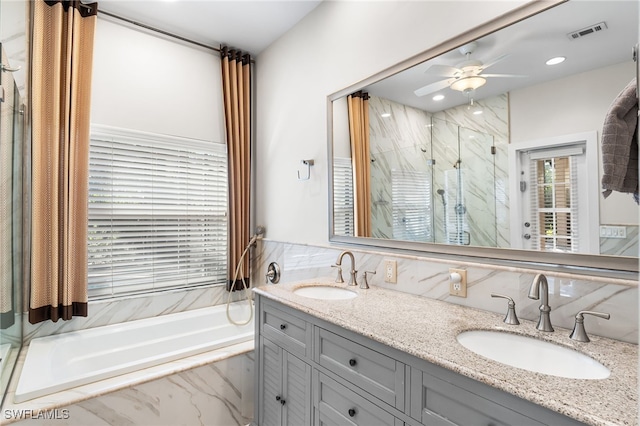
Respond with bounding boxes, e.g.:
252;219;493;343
29;0;97;324
347;91;372;237
221;47;251;288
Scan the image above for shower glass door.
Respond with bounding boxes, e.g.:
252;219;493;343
432;118;498;247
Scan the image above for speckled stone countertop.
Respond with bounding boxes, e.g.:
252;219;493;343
254;279;638;426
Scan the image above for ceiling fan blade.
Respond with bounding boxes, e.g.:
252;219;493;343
481;73;528;78
413;79;453;97
480;53;510;71
423;64;460;77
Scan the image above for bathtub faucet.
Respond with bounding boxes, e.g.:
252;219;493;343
335;250;358;287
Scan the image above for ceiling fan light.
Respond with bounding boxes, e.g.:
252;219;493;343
450;76;486;92
546;56;566;65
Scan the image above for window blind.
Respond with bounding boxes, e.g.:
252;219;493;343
88;128;228;298
333;157;355;237
392;169;432;242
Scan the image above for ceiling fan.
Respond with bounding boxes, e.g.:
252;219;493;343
413;41;524;97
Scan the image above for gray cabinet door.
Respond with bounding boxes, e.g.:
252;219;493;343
282;349;312;426
260;337;312;426
261;337;284;426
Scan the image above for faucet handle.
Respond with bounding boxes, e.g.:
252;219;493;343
361;270;376;289
331;264;344;283
491;293;520;325
569;310;610;342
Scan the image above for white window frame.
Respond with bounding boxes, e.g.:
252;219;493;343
87;124;228;299
508;131;599;254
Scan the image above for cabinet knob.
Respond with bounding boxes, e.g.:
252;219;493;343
275;395;286;405
349;358;357;367
348;408;356;417
280;323;287;330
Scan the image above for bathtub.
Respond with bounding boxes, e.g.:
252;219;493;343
14;301;254;403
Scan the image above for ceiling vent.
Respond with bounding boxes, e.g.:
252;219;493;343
567;22;608;40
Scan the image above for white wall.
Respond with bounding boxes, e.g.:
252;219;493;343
91;18;225;143
255;1;529;245
510;61;637;225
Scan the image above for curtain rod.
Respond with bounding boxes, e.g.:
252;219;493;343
99;9;221;53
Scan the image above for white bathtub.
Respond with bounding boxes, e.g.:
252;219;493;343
14;301;254;403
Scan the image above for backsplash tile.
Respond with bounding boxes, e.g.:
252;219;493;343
253;240;638;344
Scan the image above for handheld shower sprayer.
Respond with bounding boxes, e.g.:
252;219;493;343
226;225;267;325
248;225;266;247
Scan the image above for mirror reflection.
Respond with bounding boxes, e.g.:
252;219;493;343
332;0;639;262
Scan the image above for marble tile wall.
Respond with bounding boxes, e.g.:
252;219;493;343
9;352;254;426
368;94;510;248
600;225;639;257
23;284;243;343
254;240;638;344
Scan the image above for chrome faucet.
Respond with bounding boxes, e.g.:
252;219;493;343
335;250;358;286
528;273;554;332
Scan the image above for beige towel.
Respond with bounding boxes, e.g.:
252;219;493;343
601;78;638;201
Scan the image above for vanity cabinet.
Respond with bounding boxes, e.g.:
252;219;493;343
254;295;587;426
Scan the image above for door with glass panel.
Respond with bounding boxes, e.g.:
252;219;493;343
514;140;596;254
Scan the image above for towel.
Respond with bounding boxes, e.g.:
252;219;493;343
601;78;638;202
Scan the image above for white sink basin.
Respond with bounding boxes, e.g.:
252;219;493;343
293;285;357;300
456;330;610;380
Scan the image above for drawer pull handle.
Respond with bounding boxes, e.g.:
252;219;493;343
349;358;357;367
348;408;356;417
280;324;287;330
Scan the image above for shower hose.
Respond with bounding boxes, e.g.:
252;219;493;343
225;230;263;326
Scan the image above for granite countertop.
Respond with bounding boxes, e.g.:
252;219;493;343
254;279;638;426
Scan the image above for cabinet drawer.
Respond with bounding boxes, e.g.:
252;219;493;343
316;372;403;426
261;301;311;359
315;328;405;409
411;368;584;426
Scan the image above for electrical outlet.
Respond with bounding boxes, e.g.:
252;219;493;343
449;268;467;297
384;260;397;283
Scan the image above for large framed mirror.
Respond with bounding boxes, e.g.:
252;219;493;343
329;0;639;276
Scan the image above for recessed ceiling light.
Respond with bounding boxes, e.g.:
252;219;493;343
381;112;391;118
546;56;566;66
432;94;445;101
473;110;483;115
